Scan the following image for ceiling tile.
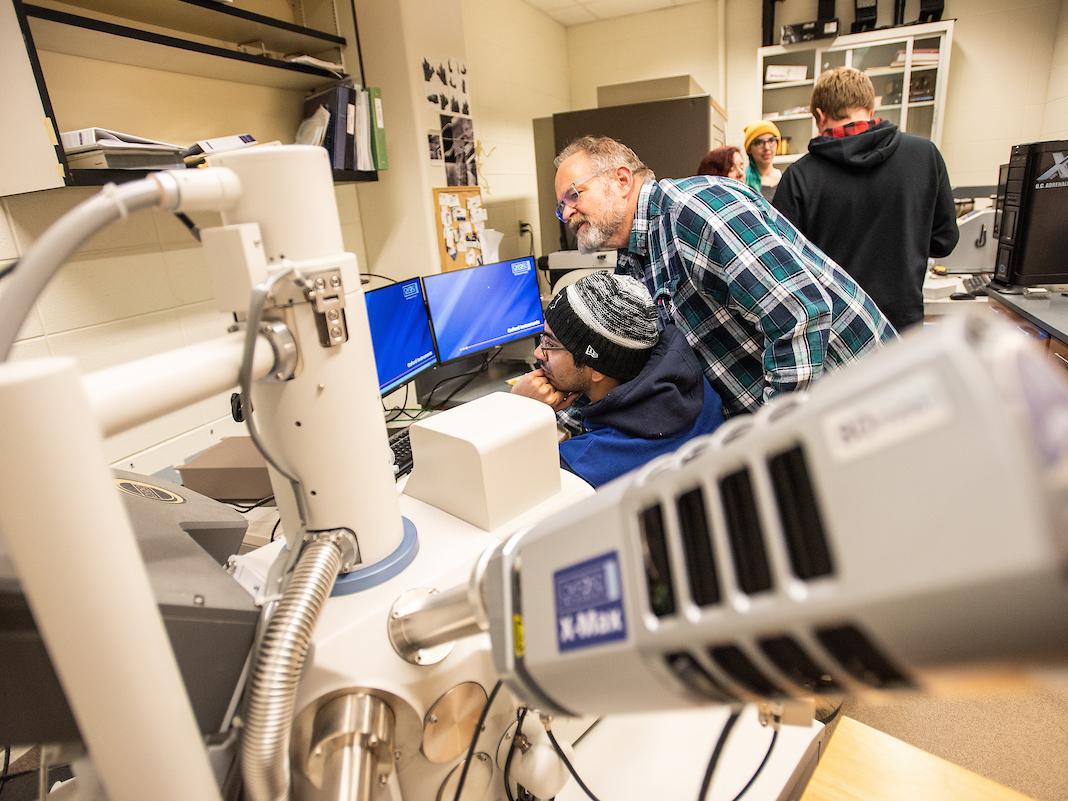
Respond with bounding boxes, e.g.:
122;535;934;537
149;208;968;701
583;0;678;20
548;5;598;25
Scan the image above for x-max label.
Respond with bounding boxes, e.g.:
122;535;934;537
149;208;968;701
554;551;627;652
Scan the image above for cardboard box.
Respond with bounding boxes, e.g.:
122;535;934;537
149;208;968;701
177;437;272;502
765;64;808;83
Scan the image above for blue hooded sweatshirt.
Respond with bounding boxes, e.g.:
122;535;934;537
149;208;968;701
559;326;724;488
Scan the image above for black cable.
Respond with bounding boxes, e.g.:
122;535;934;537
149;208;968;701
546;728;601;801
452;680;502;801
383;384;410;423
269;516;282;542
437;347;503;409
503;706;528;801
361;272;397;283
422;352;491;410
227;495;275;513
0;260;17;281
696;709;741;801
725;728;779;801
173;212;200;241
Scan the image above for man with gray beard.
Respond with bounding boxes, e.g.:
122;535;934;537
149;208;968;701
553;135;895;418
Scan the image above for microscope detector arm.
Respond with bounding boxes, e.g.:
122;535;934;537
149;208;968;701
394;314;1068;718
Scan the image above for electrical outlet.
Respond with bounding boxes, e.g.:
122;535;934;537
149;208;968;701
518;220;533;236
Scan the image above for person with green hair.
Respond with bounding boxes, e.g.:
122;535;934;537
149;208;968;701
742;120;783;201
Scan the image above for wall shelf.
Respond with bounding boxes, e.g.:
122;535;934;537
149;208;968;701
67;167;378;187
25;5;343;91
762;79;813;90
53;0;345;55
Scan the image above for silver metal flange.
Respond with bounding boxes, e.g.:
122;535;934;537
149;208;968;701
305;528;360;573
387;587;464;666
258;318;298;382
421;681;489;764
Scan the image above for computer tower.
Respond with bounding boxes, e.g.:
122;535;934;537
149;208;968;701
993;140;1068;288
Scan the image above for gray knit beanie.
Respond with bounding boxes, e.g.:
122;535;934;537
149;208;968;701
544;272;659;382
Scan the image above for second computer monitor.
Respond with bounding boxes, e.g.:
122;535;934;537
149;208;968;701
363;278;437;395
423;256;544;362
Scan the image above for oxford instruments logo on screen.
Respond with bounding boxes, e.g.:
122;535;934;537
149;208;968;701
511;260;532;276
402;283;420;300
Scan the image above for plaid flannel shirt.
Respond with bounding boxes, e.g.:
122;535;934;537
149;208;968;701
601;177;895;419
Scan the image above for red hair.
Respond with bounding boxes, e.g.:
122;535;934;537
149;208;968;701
698;146;740;177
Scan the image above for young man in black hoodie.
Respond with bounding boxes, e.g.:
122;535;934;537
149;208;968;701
510;272;723;488
773;67;959;331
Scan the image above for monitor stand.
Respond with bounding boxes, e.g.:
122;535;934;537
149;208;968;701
989;279;1024;294
415;341;536;410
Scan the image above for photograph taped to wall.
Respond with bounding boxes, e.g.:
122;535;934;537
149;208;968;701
421;56;469;115
441;114;477;186
428;130;443;161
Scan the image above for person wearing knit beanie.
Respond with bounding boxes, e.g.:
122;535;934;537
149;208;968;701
544;272;659;383
742;120;782;200
511;272;724;487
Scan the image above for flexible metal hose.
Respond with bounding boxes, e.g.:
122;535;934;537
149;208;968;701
241;539;343;801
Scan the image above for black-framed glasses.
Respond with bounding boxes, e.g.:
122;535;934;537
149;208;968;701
536;333;568;352
752;136;779;148
554;170;607;222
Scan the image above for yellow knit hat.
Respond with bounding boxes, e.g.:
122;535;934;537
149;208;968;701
743;120;782;154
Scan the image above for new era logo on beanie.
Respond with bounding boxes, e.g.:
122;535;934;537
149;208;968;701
544;272;659;382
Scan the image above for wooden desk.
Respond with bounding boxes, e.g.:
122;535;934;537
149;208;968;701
802;717;1037;801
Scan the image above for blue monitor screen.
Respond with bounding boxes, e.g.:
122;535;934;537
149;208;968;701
423;256;544;362
363;278;438;395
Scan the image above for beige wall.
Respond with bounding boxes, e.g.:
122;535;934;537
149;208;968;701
1042;0;1068;138
462;0;570;261
566;2;724;113
571;0;1062;188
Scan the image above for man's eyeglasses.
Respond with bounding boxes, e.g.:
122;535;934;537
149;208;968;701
554;170;608;222
536;333;568;352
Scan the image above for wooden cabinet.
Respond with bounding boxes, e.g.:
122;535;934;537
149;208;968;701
2;0;373;196
757;20;953;169
1047;337;1068;372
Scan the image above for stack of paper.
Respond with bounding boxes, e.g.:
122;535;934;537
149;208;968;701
62;127;184;170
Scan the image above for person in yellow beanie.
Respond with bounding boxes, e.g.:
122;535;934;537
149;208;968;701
742;120;782;201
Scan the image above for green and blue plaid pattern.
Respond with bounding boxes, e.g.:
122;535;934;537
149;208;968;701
615;177;896;418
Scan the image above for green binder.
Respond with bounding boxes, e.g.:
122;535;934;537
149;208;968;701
367;87;389;170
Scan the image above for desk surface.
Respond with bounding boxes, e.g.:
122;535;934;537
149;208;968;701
987;290;1068;344
801;717;1037;801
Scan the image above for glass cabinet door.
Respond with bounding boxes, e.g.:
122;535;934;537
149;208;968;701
761;47;818;160
904;35;942;138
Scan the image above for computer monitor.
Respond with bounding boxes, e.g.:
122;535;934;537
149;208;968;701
422;256;544;363
363;278;438;395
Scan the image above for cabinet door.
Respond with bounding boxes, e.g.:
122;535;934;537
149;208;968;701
903;35;945;141
1;0;65;196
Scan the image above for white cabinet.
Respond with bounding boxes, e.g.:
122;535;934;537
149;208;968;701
758;20;953;167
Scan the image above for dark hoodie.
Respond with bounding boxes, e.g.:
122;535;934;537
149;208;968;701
772;120;958;331
559;326;724;487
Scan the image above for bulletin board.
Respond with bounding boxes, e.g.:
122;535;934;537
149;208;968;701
432;186;487;272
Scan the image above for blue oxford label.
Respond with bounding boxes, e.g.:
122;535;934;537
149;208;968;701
554;551;627;653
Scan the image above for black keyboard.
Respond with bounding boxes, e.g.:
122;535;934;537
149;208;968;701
963;273;993;295
389;428;414;479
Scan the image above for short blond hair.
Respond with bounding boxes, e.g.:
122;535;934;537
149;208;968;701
554;136;655;181
810;67;876;119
